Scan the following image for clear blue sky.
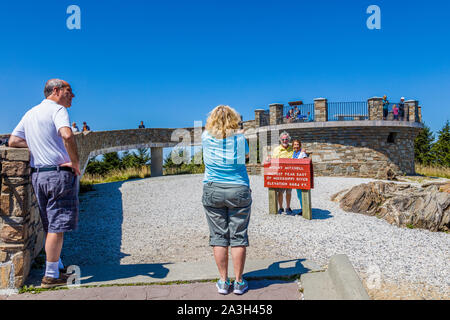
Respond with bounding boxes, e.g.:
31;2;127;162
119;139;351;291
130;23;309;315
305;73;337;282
1;0;449;138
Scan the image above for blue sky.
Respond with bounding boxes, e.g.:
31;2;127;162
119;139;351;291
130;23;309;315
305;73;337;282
1;0;449;140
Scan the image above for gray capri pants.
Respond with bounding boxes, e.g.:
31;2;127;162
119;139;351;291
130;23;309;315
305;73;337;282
202;182;252;247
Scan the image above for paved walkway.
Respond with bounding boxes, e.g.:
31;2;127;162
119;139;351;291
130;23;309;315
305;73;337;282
2;280;302;300
1;258;323;300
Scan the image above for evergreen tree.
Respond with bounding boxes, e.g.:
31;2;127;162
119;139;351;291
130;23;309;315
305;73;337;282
133;148;151;167
430;120;450;167
414;123;435;165
102;152;123;172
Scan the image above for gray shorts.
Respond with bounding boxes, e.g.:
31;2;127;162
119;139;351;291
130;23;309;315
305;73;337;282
31;170;79;233
202;182;252;247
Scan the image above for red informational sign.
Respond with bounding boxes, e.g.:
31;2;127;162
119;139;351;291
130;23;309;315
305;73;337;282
263;158;314;190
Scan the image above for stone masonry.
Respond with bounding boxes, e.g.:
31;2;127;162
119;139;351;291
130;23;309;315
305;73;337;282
0;147;44;290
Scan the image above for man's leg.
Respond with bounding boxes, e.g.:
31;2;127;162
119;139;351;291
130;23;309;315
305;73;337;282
45;232;64;278
213;246;229;282
231;246;246;283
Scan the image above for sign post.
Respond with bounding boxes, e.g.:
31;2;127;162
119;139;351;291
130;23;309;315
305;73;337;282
263;158;314;220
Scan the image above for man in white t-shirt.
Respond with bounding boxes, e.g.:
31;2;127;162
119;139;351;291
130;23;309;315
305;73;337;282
9;79;80;288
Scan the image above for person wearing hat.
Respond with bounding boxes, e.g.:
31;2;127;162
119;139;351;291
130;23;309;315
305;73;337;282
382;95;389;120
398;97;406;121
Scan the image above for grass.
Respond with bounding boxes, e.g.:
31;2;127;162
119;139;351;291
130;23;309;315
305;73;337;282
415;163;450;179
81;166;151;185
80;165;205;186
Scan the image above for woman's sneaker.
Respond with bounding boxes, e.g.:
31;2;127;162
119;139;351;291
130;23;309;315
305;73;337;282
216;279;231;294
233;279;248;295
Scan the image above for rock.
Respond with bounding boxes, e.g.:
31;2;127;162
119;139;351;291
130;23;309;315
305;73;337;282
375;167;398;181
333;182;450;232
439;183;450;194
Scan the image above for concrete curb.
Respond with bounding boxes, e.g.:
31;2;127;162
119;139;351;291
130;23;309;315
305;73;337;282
327;254;370;300
301;254;370;300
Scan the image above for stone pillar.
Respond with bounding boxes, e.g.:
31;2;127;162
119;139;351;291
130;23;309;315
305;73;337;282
0;147;43;290
418;106;422;123
314;98;328;122
150;147;163;177
405;100;418;122
368;97;383;120
269;103;284;125
254;109;266;127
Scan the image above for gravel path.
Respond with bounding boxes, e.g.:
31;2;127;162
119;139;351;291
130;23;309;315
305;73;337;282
63;174;450;299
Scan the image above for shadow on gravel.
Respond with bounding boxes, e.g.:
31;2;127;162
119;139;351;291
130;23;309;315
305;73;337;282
25;180;174;287
61;180;129;266
243;259;310;289
311;208;332;220
284;208;332;219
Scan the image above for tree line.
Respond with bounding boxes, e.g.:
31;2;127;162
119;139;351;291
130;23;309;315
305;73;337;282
414;120;450;167
85;148;205;176
85;148;152;176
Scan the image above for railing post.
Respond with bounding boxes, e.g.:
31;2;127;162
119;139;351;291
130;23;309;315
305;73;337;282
368;97;383;120
314;98;328;122
405;100;419;122
254;109;266;127
269;103;284;125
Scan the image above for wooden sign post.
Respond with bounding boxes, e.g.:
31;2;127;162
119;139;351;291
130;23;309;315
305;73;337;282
263;158;314;220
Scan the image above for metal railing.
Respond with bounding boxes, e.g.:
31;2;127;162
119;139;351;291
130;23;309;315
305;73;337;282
327;101;368;121
382;102;408;121
284;103;315;123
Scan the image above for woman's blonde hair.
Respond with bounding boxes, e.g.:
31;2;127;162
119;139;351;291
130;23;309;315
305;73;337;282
205;105;241;139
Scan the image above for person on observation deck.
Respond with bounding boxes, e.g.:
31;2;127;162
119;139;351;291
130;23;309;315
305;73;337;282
271;131;294;215
202;105;251;295
71;122;79;133
382;95;389;120
398;97;406;121
9;79;80;289
392;104;399;121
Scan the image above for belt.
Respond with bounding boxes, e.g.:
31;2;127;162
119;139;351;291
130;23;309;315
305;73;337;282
31;166;74;173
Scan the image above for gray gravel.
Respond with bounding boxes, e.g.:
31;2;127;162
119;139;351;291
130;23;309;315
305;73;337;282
63;174;450;297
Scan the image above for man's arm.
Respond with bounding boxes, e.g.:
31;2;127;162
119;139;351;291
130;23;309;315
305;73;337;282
59;127;81;176
8;135;28;148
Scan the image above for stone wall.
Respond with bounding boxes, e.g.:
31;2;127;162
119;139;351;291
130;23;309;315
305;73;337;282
244;121;422;177
0;147;44;290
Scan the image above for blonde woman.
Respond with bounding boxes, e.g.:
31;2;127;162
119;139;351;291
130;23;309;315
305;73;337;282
202;105;251;295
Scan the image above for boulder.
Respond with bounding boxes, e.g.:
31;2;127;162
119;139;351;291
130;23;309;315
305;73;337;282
333;181;450;232
440;183;450;194
375;167;398;181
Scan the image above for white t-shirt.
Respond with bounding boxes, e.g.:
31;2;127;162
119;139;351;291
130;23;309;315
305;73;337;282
12;99;71;168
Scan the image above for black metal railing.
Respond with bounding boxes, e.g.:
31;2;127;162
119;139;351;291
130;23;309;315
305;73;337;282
284;103;315;123
327;101;368;121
